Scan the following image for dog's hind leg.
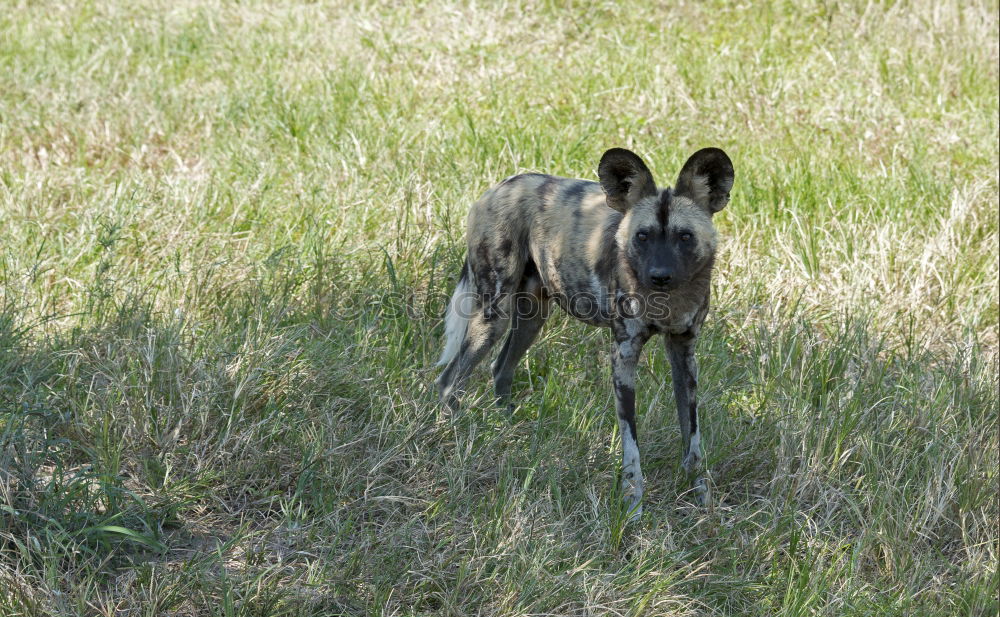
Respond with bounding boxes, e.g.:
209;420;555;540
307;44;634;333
436;247;522;410
491;264;548;410
436;302;509;411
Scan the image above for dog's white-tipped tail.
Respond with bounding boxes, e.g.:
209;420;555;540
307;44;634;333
437;260;474;367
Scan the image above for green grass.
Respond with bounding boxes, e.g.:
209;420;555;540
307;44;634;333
1;0;997;615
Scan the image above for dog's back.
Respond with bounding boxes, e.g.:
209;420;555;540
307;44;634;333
464;173;622;325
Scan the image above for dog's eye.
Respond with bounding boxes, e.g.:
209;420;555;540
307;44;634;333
679;232;693;242
636;231;648;242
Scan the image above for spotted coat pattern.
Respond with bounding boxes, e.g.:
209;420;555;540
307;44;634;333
436;148;735;516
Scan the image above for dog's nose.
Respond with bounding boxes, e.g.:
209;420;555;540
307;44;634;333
650;270;673;287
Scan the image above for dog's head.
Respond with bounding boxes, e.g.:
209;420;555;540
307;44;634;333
599;147;734;291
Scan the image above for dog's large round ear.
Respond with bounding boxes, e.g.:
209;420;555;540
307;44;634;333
598;148;657;213
674;148;734;214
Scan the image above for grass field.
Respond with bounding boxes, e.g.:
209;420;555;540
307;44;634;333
1;1;998;615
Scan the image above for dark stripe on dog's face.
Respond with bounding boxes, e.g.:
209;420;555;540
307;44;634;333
656;189;671;227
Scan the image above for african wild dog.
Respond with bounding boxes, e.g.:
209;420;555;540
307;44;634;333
435;147;734;516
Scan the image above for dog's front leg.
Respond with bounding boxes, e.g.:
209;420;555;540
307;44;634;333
612;325;649;521
665;332;711;506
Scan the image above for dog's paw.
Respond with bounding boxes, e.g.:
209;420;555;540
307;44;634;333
681;449;702;475
692;476;712;508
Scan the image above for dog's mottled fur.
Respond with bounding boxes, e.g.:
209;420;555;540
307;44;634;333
436;147;734;516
